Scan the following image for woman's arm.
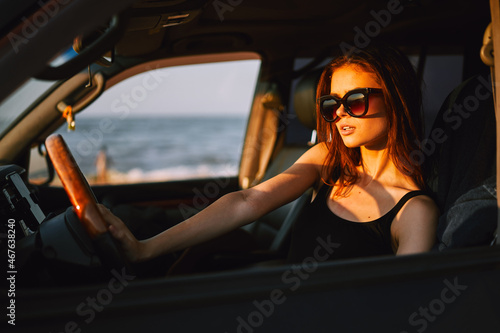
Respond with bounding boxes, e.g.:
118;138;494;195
102;143;327;262
392;195;439;255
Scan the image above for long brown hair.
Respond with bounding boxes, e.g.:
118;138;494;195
316;45;425;197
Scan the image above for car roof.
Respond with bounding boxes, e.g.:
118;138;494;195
0;0;491;103
118;0;489;59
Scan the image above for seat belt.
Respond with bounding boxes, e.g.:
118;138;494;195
239;83;284;189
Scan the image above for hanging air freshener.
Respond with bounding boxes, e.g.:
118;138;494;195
62;105;76;131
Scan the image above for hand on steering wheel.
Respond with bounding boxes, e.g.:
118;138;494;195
45;134;131;270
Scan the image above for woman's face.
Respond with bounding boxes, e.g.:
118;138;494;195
330;65;388;150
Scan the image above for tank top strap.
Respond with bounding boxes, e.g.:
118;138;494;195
384;190;428;221
315;186;428;221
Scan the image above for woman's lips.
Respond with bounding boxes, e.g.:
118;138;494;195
338;124;355;136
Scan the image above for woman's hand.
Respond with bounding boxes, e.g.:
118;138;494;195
98;204;147;263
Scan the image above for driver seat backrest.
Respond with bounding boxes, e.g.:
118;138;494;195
429;74;497;250
244;68;322;254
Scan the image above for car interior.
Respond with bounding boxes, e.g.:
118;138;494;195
1;0;500;331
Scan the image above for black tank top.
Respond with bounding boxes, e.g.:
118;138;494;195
287;185;427;263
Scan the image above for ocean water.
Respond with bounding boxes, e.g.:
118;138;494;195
55;116;247;184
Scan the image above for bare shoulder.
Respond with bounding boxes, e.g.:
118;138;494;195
243;142;328;214
296;142;329;163
401;194;439;218
279;142;329;185
294;142;329;190
395;193;439;228
392;193;440;254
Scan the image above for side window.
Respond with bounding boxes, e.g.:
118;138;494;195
409;52;464;136
33;59;260;185
421;54;464;135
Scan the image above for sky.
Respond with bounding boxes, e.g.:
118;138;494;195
80;59;261;118
0;57;260;134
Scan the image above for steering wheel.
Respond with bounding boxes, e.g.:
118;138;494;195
45;134;130;270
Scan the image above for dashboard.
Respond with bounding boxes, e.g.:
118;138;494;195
1;164;108;285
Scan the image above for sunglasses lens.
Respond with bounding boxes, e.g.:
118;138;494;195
346;93;367;116
321;98;339;121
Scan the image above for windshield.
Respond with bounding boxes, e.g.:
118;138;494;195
29;58;261;185
0;78;57;135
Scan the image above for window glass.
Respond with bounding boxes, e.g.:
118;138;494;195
409;54;464;135
46;59;260;185
0;79;56;136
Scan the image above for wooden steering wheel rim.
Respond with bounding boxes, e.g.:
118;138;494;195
45;134;108;239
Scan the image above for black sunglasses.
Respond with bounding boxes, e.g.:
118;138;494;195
317;88;383;122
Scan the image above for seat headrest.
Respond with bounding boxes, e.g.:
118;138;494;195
293;69;323;130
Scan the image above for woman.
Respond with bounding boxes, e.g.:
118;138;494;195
100;45;438;264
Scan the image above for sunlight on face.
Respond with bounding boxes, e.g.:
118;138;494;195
330;65;388;150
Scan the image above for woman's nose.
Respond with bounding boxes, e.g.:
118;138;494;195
336;104;349;118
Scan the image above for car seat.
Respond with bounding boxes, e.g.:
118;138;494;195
428;74;497;250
